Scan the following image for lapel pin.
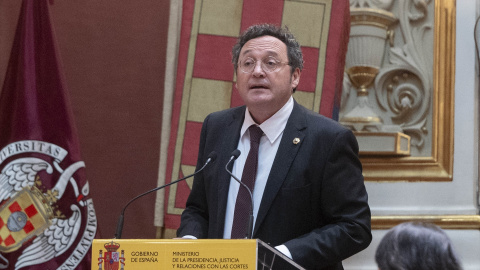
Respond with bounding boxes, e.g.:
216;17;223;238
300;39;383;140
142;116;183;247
293;138;300;144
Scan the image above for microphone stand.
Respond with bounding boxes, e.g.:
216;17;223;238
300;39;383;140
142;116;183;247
114;152;217;239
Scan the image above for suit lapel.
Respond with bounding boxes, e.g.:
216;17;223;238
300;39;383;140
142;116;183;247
215;107;245;237
253;101;307;236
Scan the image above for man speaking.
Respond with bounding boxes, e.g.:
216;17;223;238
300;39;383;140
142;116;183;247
177;24;371;270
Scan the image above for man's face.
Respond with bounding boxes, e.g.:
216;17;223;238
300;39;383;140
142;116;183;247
235;35;300;118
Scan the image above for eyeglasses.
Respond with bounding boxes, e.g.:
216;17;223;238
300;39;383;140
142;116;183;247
238;56;290;73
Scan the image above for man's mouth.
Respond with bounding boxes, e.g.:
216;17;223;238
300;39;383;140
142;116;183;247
249;84;269;89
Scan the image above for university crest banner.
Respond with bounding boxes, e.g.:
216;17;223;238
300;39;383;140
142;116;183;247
0;0;97;269
155;0;350;234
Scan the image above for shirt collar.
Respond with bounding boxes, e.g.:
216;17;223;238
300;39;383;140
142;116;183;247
241;96;294;144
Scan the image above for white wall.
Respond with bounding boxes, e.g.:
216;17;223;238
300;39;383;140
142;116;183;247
344;0;480;269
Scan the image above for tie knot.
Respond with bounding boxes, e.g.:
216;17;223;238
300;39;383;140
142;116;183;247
248;125;263;144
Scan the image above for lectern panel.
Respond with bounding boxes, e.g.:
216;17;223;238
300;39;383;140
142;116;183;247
92;239;256;270
92;239;305;270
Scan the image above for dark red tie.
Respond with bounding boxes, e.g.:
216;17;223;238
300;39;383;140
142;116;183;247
231;125;263;239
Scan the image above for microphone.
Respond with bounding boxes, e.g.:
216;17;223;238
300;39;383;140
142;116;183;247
114;151;217;239
225;149;255;239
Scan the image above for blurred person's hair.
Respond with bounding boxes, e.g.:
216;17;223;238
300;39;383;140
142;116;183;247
375;222;462;270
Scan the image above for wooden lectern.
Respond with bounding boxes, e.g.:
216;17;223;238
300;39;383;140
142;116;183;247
92;239;305;270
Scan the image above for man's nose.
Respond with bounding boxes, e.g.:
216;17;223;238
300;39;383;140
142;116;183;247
252;61;265;77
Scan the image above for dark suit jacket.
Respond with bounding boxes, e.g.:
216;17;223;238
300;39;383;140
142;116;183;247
177;100;372;270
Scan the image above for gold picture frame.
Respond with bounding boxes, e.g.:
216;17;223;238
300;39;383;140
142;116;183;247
361;0;455;182
372;215;480;230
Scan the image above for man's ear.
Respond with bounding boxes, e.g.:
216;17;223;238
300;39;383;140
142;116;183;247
291;68;301;90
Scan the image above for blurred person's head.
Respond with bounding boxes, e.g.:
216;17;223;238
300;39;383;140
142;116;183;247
375;222;462;270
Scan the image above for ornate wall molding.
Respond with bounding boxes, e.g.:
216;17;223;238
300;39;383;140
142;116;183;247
342;0;454;181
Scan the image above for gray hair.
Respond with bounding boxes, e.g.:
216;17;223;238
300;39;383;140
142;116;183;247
375;222;463;270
